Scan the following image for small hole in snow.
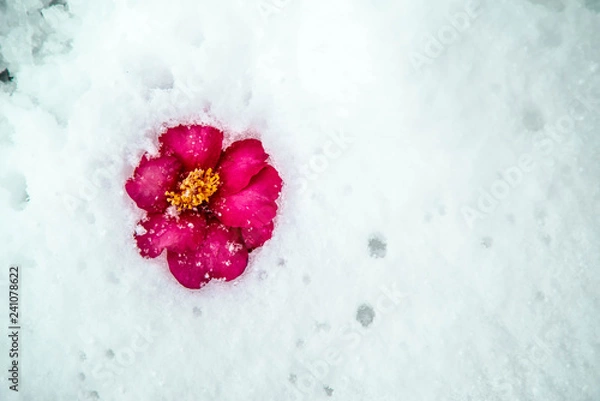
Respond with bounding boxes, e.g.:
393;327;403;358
356;304;375;327
49;0;67;7
368;235;387;258
0;68;13;83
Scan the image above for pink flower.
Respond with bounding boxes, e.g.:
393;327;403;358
126;125;282;289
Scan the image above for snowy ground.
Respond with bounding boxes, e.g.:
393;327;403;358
1;0;600;400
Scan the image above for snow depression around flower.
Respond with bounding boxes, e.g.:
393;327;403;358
125;125;283;289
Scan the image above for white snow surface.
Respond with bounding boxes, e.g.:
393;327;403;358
1;0;600;400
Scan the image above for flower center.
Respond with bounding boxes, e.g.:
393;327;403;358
166;168;220;210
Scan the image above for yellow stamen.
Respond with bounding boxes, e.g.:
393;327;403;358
166;168;220;210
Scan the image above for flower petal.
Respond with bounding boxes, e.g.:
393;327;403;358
211;165;282;228
160;125;224;170
216;139;268;196
166;223;249;289
241;221;274;250
125;155;182;213
135;212;207;258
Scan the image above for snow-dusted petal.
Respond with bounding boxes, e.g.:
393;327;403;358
216;139;268;196
241;221;274;250
159;125;224;170
125;155;182;213
211;165;282;228
166;223;249;289
135;212;207;258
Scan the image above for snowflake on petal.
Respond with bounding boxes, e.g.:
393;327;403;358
125;125;282;289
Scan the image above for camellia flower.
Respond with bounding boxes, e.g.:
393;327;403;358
125;125;282;289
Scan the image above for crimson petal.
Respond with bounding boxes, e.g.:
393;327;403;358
167;223;249;289
125;155;182;213
241;222;274;250
135;212;207;258
216;139;268;196
160;125;223;171
211;165;282;228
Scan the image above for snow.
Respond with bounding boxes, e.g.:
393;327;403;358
1;0;600;400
